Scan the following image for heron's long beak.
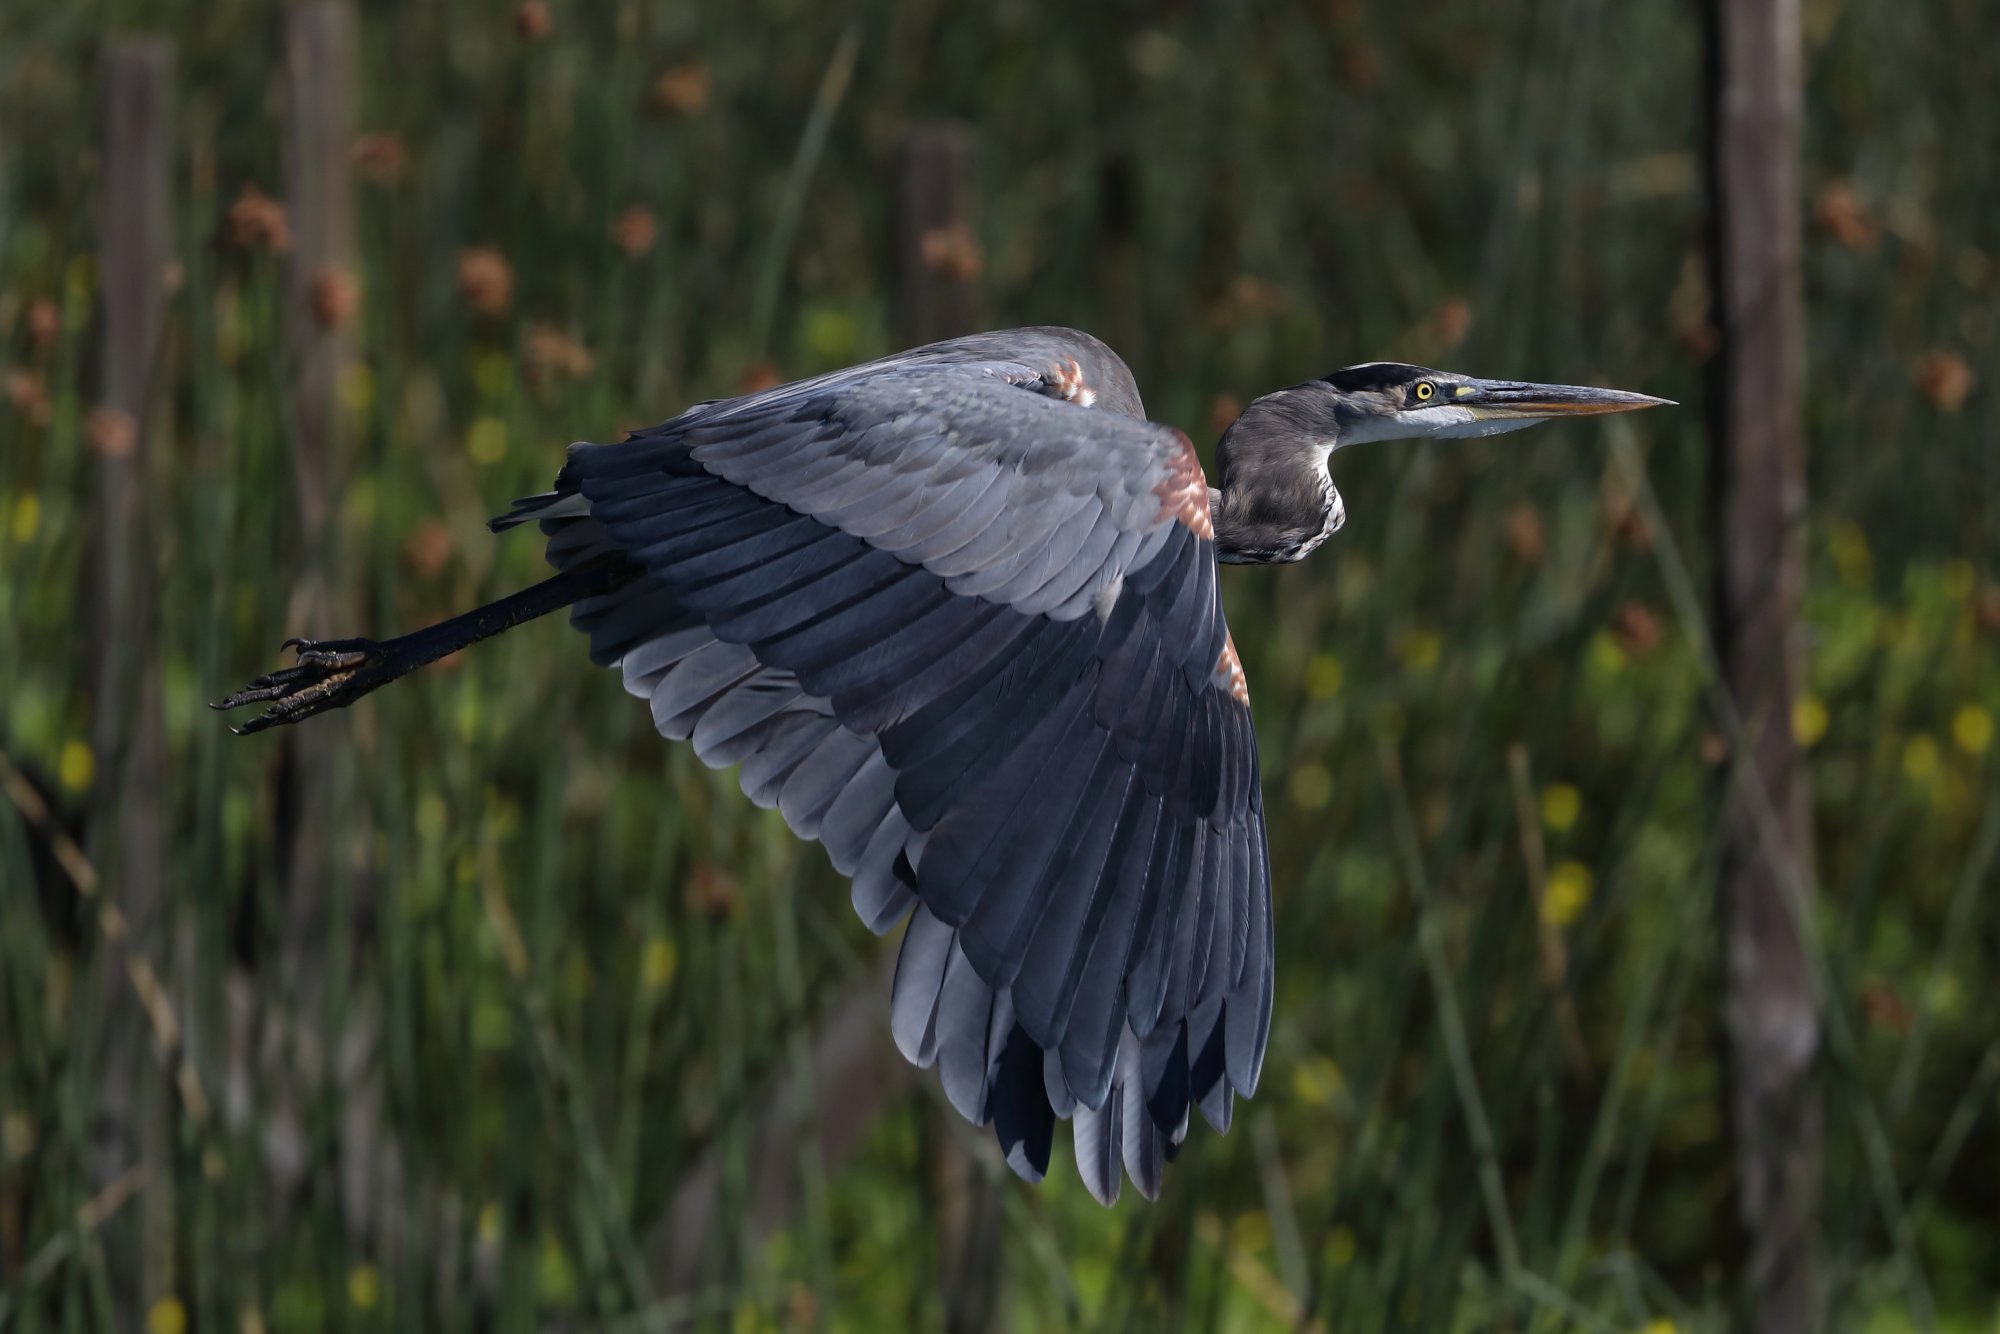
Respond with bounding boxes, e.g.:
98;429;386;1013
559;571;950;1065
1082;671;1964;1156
1463;379;1674;419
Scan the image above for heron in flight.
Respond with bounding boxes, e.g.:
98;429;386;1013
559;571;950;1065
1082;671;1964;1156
217;327;1667;1205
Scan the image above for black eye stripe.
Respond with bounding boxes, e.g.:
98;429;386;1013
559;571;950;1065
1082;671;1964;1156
1322;362;1430;393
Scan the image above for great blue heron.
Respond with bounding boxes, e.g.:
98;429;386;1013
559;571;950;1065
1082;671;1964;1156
217;327;1667;1205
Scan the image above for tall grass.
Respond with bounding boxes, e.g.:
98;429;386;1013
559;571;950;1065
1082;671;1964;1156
2;0;1996;1329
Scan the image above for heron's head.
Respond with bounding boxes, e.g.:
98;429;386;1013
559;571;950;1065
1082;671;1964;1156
1210;360;1673;562
1315;362;1673;447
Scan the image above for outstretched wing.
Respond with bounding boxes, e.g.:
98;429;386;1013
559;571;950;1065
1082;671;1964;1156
500;330;1272;1204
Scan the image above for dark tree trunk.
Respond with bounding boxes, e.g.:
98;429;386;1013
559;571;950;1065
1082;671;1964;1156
1702;0;1820;1329
263;0;407;1255
648;975;908;1291
894;123;980;348
276;0;358;932
644;133;989;1295
89;40;175;1331
891;124;1005;1330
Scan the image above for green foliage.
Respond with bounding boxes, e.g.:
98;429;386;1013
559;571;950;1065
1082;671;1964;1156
1;0;1996;1329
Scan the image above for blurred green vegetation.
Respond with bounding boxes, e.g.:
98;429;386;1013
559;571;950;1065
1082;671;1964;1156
2;0;1997;1330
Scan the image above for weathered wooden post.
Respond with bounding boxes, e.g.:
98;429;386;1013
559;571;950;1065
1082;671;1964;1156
893;120;1005;1334
652;128;990;1302
90;37;174;1329
275;0;358;999
266;0;396;1248
283;0;358;553
1703;0;1819;1327
894;123;980;348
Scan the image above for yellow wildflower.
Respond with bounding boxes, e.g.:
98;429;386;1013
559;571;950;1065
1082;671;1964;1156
466;416;507;465
1542;861;1593;928
58;740;94;793
1792;695;1829;747
347;1265;380;1311
1540;783;1581;832
1952;705;1992;756
1903;735;1939;782
1289;762;1333;810
1306;652;1344;700
641;937;678;993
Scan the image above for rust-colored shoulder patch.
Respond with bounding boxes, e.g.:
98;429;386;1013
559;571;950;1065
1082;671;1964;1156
1045;355;1096;407
1154;430;1214;541
1214;632;1249;706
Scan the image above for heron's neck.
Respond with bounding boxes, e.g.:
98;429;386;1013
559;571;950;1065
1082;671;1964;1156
1211;394;1344;565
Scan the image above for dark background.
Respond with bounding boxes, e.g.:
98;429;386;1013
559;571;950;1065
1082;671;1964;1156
1;0;1995;1329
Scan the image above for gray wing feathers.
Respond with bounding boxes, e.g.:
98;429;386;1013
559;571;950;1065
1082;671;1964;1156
1010;509;1125;617
894;905;1161;1203
596;573;923;936
511;330;1273;1206
619;624;715;693
974;501;1117;611
1224;822;1275;1096
1073;1088;1124;1207
740;714;840;809
1117;1031;1166;1201
777;727;876;841
890;468;1018;566
820;751;898;874
1043;1046;1079;1118
491;487;592;532
849;812;916;933
891;905;956;1066
1076;1030;1168;1205
935;941;1005;1125
691;676;811;768
943;491;1101;599
649;641;760;740
923;489;1091;581
684;369;1188;621
865;463;1008;553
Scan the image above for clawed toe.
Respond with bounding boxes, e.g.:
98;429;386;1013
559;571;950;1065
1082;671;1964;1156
213;637;393;734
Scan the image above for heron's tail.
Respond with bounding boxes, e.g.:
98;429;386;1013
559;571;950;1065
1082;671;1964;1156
488;485;590;532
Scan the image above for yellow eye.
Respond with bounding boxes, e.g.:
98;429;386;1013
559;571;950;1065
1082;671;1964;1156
1414;381;1436;402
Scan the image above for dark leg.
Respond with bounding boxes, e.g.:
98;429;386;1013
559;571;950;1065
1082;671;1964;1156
213;558;630;734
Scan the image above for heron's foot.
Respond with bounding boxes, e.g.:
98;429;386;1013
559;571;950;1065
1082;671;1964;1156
211;637;401;734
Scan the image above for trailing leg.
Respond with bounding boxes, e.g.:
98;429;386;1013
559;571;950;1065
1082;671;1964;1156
214;557;631;734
